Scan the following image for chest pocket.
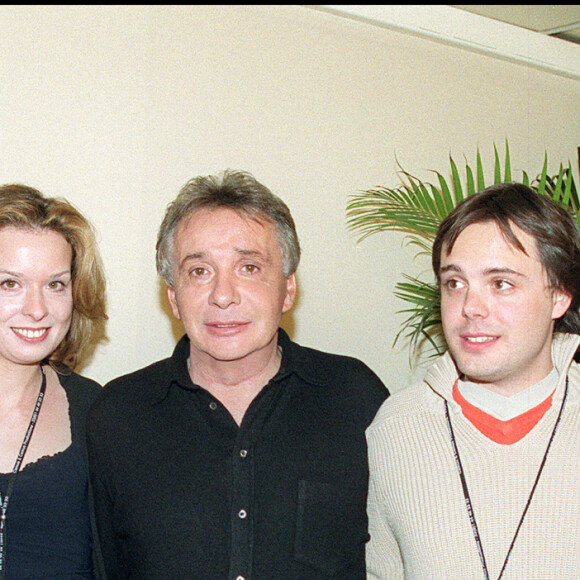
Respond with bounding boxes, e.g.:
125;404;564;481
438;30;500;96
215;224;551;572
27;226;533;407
294;479;368;576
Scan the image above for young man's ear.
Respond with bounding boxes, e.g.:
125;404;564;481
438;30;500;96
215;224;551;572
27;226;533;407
552;289;572;321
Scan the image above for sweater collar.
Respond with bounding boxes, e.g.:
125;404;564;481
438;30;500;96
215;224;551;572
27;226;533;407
425;332;580;404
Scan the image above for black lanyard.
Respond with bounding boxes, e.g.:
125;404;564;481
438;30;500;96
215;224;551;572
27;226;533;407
0;366;46;579
444;376;568;580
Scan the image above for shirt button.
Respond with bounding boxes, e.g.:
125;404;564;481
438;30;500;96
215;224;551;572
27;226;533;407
236;576;245;580
238;509;247;519
209;402;218;411
239;449;248;458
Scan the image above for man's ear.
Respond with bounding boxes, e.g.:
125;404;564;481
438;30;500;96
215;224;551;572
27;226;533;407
552;288;572;321
167;286;182;320
282;273;297;313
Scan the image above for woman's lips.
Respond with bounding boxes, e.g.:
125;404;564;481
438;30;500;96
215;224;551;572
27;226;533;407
12;327;49;341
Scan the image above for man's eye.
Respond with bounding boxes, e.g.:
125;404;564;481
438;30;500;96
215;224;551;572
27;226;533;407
190;267;207;277
243;264;259;273
493;279;512;290
443;279;463;290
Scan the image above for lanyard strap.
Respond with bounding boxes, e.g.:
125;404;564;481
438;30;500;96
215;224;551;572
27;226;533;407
444;376;568;580
0;366;46;578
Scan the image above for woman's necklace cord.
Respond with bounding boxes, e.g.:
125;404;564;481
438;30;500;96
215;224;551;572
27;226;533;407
0;366;47;578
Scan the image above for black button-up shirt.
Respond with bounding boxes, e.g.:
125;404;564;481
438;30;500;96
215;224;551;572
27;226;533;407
87;329;388;579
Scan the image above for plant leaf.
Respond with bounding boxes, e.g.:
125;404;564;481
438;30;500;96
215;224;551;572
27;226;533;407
522;170;530;187
346;142;578;364
553;164;564;203
392;275;446;358
537;153;548;196
435;172;455;215
504;139;512;182
562;165;573;207
450;155;464;204
493;144;501;184
465;163;476;196
476;149;485;190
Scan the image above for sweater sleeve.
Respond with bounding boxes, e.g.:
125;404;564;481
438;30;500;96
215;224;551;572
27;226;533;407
366;421;404;580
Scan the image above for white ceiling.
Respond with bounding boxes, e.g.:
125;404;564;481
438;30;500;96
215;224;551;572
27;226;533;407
451;5;580;44
313;6;580;80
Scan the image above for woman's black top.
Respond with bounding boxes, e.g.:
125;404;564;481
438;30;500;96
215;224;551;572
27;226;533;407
0;370;101;579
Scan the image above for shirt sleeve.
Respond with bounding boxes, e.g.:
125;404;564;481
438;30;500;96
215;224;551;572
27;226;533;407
86;400;129;580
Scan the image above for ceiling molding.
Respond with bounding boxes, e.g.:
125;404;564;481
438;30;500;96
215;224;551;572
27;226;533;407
308;5;580;81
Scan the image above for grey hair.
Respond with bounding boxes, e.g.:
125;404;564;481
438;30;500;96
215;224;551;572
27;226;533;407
156;169;300;286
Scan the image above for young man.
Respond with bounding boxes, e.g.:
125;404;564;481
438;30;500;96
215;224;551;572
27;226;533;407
87;169;388;579
366;182;580;579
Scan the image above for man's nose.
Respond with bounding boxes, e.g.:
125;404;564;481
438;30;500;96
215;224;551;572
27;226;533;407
209;272;241;309
462;287;489;319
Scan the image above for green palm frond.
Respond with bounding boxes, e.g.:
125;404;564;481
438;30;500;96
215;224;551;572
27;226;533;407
347;142;579;362
346;179;442;251
392;275;444;359
534;155;580;223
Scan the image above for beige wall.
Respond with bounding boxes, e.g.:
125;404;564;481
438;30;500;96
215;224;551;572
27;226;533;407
1;5;578;392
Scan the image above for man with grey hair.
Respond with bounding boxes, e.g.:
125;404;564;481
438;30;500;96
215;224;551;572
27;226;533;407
87;169;388;579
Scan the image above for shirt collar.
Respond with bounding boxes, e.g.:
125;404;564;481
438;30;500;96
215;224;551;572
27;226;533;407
148;328;328;405
147;335;196;405
273;328;328;387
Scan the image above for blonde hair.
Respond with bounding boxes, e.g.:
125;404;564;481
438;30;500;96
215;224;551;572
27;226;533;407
0;184;107;369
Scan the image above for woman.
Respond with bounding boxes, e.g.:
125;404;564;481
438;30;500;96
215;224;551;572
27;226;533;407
0;184;107;578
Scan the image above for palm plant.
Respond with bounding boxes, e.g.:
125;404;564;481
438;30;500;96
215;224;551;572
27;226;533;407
346;142;579;360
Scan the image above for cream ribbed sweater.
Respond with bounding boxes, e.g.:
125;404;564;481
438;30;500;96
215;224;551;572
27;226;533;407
366;333;580;580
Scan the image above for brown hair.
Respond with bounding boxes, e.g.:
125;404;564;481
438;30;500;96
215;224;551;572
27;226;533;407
0;184;107;369
432;182;580;333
